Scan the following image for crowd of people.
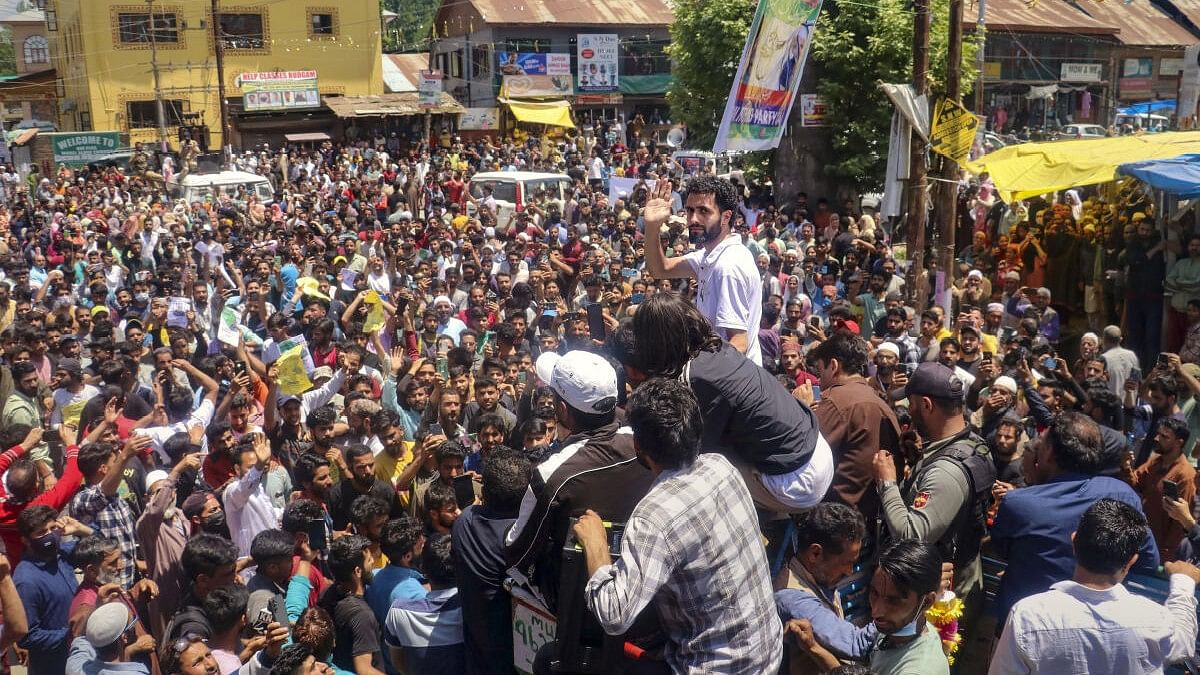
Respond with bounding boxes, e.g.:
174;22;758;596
0;121;1196;675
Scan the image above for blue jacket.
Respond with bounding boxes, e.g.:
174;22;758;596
775;589;877;659
990;472;1160;621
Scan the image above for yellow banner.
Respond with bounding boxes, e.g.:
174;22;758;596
930;97;978;166
363;290;386;333
277;345;313;396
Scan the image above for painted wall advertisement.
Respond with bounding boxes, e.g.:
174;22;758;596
576;33;619;92
237;71;320;112
459;107;499;130
713;0;824;152
47;132;122;167
496;52;571;76
503;74;573;98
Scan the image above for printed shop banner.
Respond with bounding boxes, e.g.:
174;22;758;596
576;34;619;93
713;0;824;153
496;52;571;76
237;70;320;112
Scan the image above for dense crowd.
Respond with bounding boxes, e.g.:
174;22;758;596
0;120;1197;675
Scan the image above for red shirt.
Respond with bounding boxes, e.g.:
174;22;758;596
0;445;84;566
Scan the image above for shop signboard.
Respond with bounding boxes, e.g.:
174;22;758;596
237;71;320;111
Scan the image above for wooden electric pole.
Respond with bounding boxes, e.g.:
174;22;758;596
932;0;964;316
907;0;931;310
212;0;231;164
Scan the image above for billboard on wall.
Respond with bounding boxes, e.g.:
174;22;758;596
496;52;571;76
237;71;320;111
503;74;573;97
576;34;619;92
419;70;443;108
460;108;499;130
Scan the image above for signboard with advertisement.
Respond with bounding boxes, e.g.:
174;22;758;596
1120;77;1154;98
576;34;619;92
1061;63;1102;83
800;93;826;127
459;107;499;130
1123;58;1153;78
47;132;122;167
496;52;570;76
1161;58;1185;76
503;74;573;98
237;71;320;112
419;70;443;108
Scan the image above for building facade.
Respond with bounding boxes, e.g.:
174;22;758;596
431;0;673;134
0;6;56;128
45;0;382;148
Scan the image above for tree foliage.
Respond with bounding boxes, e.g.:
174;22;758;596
381;0;438;53
811;0;980;190
0;28;15;77
665;0;757;149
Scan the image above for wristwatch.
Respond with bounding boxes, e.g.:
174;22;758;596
877;479;898;494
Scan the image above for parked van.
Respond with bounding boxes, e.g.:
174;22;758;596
168;170;274;204
467;171;573;223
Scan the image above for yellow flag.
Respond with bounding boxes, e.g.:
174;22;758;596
277;345;313;396
363;290;386;333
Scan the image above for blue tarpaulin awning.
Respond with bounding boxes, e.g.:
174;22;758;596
1116;100;1176;116
1118;153;1200;199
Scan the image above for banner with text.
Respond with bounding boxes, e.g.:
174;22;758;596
419;70;443;108
576;34;619;92
237;71;320;112
48;132;122;167
713;0;823;152
497;52;571;76
930;97;979;166
503;74;574;98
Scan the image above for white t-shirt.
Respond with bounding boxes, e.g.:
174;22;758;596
50;385;100;429
134;398;216;465
684;234;763;365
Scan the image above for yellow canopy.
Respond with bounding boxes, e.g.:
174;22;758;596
507;100;575;129
966;131;1200;201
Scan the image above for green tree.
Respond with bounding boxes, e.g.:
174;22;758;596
665;0;757;149
381;0;438;53
811;0;980;190
0;28;15;76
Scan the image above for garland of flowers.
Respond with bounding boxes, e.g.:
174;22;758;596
926;590;965;665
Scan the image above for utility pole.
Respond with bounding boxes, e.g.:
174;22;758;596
974;0;987;115
932;0;964;313
211;0;230;165
907;0;930;310
424;27;435;152
147;0;168;150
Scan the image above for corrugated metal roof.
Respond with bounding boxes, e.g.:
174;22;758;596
963;0;1119;34
1078;0;1196;45
382;53;429;93
1157;0;1200;36
322;92;465;118
464;0;672;26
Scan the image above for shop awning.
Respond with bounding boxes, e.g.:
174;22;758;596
284;132;331;142
506;100;575;129
322;92;464;118
1118;154;1200;199
966;131;1200;201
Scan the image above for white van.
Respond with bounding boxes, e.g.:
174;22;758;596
467;171;573;223
168;170;274;204
1114;113;1170;131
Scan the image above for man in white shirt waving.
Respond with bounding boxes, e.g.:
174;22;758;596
643;175;763;365
990;498;1200;674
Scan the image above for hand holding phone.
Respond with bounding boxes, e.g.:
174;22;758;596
1163;479;1181;501
453;473;477;509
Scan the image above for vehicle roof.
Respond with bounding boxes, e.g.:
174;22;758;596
470;171;569;180
171;171;271;186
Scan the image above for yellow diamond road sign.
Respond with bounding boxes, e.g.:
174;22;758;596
930;97;978;166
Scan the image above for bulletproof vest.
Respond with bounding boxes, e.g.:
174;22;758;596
922;431;996;571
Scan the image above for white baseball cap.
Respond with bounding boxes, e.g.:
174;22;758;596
535;351;618;414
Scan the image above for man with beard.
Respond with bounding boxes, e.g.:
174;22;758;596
318;534;385;675
49;358;99;442
872;363;995;606
223;434;286;558
3;362;52;485
433;295;468;346
642;175;763;365
328;444;404;531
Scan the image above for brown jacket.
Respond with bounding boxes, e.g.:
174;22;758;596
814;378;901;522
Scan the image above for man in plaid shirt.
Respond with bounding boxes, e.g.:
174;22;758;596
69;434;152;590
575;378;783;674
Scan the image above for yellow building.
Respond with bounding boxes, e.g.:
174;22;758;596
46;0;383;149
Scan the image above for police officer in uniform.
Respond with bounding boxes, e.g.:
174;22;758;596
872;362;995;601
